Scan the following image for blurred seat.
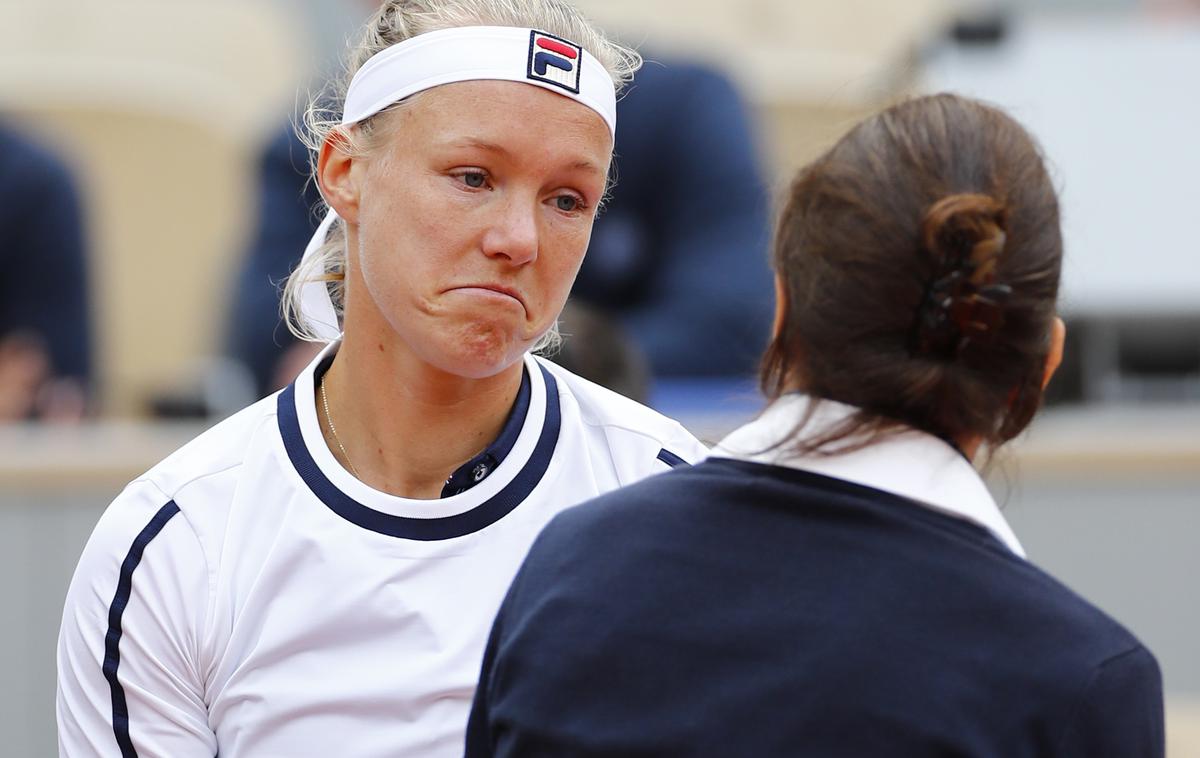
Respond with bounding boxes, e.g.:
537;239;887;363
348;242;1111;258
572;0;956;172
0;0;305;416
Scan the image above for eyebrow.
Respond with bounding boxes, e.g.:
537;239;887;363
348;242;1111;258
447;138;513;157
443;138;605;175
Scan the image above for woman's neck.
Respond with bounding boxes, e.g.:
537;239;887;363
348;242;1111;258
316;331;524;499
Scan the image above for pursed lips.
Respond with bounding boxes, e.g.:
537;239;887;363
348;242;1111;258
447;284;527;312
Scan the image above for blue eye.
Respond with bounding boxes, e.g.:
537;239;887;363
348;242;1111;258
462;172;486;189
556;195;580;212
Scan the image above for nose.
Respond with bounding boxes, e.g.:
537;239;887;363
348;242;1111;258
480;193;539;266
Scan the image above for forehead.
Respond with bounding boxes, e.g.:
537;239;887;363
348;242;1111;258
386;80;613;164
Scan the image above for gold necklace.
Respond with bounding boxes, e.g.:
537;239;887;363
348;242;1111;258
319;376;361;479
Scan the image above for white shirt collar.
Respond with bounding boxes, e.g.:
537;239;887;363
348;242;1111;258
711;394;1026;558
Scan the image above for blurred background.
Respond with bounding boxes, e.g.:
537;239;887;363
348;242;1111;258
1;0;1197;753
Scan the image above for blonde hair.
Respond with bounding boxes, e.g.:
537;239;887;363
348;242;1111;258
281;0;641;350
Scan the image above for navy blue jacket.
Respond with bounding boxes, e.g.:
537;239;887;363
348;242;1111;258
226;61;773;394
466;458;1164;757
0;122;91;384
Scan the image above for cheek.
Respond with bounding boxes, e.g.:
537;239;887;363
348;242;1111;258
357;215;412;307
357;193;452;304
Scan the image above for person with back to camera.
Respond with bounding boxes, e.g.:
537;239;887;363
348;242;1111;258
55;1;707;755
466;93;1165;757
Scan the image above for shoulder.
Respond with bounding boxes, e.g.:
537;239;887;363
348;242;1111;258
1054;643;1164;756
111;394;283;558
81;394;283;589
0;122;78;200
537;356;707;463
521;459;727;575
631;59;742;103
0;122;62;171
138;393;280;502
1006;557;1155;679
549;455;739;527
537;455;1151;660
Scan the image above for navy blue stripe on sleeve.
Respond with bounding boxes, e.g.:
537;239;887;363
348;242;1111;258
656;448;689;468
102;501;181;758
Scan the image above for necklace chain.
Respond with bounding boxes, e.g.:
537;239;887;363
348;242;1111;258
319;376;361;479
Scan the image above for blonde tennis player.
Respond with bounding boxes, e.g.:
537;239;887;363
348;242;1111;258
56;2;705;755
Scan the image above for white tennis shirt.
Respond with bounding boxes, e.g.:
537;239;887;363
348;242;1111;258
57;347;706;757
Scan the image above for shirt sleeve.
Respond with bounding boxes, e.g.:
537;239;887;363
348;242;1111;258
1056;645;1165;758
57;481;216;757
659;421;710;468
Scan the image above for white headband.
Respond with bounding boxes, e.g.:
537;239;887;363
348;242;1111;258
298;26;618;340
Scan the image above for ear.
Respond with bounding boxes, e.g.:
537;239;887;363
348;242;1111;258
317;128;362;225
1042;316;1066;389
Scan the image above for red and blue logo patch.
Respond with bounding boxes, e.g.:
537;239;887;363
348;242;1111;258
526;30;583;94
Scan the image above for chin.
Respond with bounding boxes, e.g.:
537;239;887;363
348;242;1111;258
423;322;532;380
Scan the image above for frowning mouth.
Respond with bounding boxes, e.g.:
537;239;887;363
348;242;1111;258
447;284;526;311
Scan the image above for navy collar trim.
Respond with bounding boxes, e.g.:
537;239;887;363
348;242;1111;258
277;362;561;541
441;366;531;497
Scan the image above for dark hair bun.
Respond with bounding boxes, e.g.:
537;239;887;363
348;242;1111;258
922;194;1007;280
913;193;1013;359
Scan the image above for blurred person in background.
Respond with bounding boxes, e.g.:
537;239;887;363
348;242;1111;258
0;121;90;422
227;29;773;396
466;94;1164;757
56;1;706;755
554;299;650;403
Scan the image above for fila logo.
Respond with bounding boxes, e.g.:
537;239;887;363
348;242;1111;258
526;30;583;94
